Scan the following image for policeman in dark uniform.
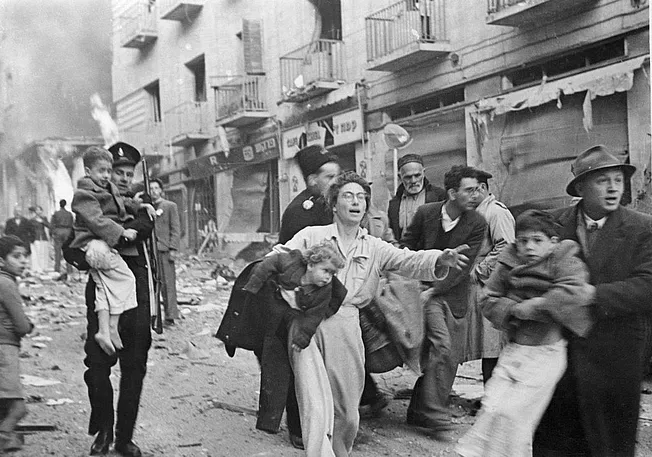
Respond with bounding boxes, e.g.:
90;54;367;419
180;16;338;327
84;142;153;457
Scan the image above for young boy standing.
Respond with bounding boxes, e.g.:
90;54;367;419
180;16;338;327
70;146;139;356
456;210;594;457
0;236;34;452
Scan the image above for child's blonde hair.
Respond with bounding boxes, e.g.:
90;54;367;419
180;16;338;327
302;240;345;270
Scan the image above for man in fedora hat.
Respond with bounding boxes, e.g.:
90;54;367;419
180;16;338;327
388;154;446;241
82;141;153;457
533;145;652;456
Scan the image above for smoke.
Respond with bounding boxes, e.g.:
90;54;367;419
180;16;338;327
2;0;112;143
91;93;119;147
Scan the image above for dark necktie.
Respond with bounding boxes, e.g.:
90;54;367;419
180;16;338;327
586;222;599;233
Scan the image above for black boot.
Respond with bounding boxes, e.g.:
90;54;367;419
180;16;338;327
114;440;142;457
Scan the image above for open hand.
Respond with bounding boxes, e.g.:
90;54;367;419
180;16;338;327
438;244;470;270
142;203;156;220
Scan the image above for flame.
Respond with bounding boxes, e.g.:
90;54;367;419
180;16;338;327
90;93;120;148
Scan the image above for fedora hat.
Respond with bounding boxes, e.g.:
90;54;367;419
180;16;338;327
566;145;636;197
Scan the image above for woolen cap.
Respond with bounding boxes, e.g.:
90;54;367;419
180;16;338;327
297;145;338;179
397;154;423;170
566;145;636;197
108;142;141;167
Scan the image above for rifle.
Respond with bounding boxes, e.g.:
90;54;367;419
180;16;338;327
141;159;164;334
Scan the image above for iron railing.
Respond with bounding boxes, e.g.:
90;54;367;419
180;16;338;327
164;101;211;140
365;0;447;62
211;75;267;120
487;0;531;14
280;39;345;95
117;1;157;47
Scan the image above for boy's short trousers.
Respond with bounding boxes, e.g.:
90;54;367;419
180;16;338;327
0;344;24;399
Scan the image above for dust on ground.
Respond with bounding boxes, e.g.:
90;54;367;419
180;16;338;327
9;257;652;456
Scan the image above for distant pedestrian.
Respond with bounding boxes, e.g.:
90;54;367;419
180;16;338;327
50;199;74;278
149;179;181;326
0;235;34;452
27;206;49;274
4;208;34;254
456;210;594;457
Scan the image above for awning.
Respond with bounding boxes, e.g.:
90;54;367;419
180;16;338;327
475;55;648;116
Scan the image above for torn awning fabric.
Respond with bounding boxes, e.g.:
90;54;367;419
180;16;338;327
474;55;648;116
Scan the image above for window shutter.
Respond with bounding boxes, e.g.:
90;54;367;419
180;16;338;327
243;19;264;75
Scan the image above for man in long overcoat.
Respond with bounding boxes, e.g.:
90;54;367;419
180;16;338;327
534;145;652;457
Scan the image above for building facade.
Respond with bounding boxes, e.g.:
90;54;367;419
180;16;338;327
110;0;650;254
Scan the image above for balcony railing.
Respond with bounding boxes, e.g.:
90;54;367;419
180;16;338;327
486;0;596;26
211;75;269;127
159;0;204;21
164;101;212;146
118;2;157;49
366;0;447;65
280;39;345;102
487;0;524;13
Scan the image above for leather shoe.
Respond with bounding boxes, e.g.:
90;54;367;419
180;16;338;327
114;440;142;457
89;429;113;455
406;414;458;433
289;432;304;450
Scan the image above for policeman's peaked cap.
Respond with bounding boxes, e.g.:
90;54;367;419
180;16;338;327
108;142;141;167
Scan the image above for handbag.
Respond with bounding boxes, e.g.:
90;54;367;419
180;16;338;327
372;273;425;374
359;300;403;373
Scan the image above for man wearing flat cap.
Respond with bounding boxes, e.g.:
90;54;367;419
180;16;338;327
465;168;514;383
388;153;446;240
532;145;652;457
82;141;153;457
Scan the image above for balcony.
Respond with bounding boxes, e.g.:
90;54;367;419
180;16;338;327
164;101;212;147
121;121;166;158
280;39;345;103
486;0;597;27
211;75;270;128
366;0;450;72
159;0;204;21
118;2;157;49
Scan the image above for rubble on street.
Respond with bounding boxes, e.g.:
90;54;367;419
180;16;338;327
7;255;652;456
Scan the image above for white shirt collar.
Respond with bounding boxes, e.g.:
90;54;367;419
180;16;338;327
441;203;461;233
582;212;607;230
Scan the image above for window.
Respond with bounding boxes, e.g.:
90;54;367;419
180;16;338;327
388;87;465;120
505;38;626;88
318;0;342;40
186;56;207;102
144;80;161;123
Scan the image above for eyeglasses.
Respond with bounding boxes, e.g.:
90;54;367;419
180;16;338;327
460;186;482;195
340;191;368;203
